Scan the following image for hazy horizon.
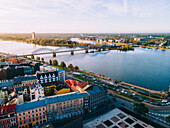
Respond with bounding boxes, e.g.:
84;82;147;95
0;0;170;33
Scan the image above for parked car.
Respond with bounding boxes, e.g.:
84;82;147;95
161;103;167;106
162;100;168;103
166;102;170;105
121;103;125;106
112;97;117;102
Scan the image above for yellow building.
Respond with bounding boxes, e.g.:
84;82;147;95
43;85;56;96
54;87;70;95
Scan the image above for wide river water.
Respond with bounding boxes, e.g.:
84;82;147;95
0;39;170;91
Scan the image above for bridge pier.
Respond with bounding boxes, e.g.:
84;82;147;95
90;50;94;53
85;50;88;53
31;55;34;59
97;48;101;51
71;51;74;55
53;53;56;57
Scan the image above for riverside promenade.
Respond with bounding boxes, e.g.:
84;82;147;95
120;81;167;95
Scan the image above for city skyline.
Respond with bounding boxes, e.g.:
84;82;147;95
0;0;170;33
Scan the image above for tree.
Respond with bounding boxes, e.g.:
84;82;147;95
41;58;44;62
49;60;52;65
162;46;166;49
52;59;58;66
166;115;170;124
114;80;119;84
60;61;66;69
75;66;79;70
36;57;40;61
68;64;74;69
133;103;149;117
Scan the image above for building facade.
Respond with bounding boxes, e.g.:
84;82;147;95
0;104;17;128
45;92;87;121
16;100;47;128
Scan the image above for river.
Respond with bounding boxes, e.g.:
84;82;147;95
0;39;170;91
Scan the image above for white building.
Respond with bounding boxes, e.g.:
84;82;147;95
37;65;65;83
29;84;44;101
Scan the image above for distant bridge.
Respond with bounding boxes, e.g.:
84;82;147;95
10;44;112;58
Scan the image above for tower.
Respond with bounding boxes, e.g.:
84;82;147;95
32;32;35;39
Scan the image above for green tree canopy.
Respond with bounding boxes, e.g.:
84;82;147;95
41;58;44;62
60;61;66;69
114;80;119;84
49;60;52;65
68;64;74;69
75;66;79;70
166;115;170;124
52;59;58;66
133;103;149;117
36;57;40;60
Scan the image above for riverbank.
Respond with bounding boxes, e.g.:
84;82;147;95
140;46;170;51
0;52;16;58
120;81;166;95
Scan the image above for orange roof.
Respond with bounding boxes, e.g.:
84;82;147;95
78;82;88;89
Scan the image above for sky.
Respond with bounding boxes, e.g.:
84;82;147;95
0;0;170;33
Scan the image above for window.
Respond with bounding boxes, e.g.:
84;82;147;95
29;119;31;122
23;113;25;115
39;109;41;111
20;122;22;125
32;110;34;113
28;111;30;114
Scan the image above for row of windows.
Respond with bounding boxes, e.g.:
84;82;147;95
19;108;45;116
19;112;45;121
19;115;45;125
48;99;82;108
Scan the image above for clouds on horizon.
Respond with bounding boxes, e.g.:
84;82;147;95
0;0;169;33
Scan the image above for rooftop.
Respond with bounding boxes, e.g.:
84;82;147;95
45;92;88;105
83;108;154;128
16;100;45;112
85;85;104;95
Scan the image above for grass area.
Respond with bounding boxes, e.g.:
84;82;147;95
118;93;142;102
114;95;135;103
74;76;93;82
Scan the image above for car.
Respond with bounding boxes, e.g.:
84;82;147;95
46;125;50;128
166;102;170;105
161;103;167;106
112;97;117;102
121;103;125;106
150;100;155;102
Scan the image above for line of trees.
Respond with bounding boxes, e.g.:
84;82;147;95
33;39;79;47
50;59;79;70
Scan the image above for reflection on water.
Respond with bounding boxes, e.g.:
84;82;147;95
0;40;170;91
